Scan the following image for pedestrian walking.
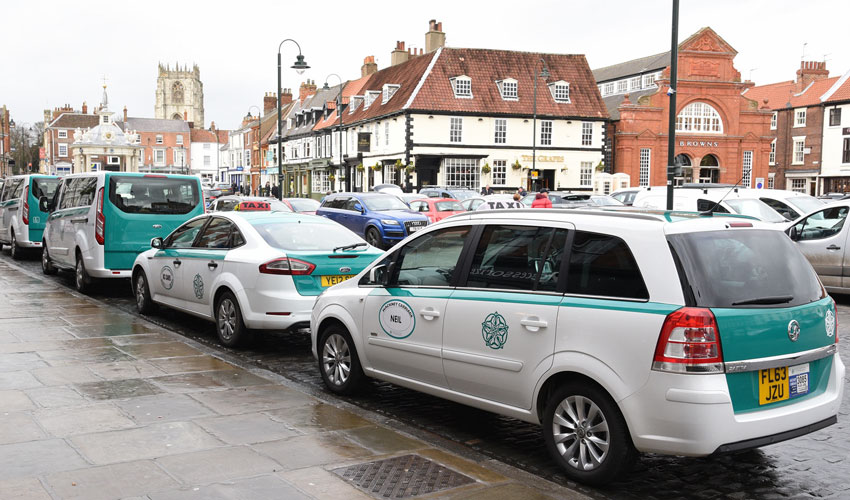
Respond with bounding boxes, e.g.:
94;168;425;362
531;188;552;208
271;184;279;198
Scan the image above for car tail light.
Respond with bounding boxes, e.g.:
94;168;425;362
95;187;105;245
22;185;29;225
652;307;724;373
259;257;315;275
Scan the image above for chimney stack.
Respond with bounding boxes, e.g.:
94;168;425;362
123;106;127;122
299;80;317;101
82;101;88;114
391;41;410;66
361;56;378;77
280;88;294;106
263;92;277;114
425;19;445;53
183;110;188;121
210;121;216;133
796;61;829;92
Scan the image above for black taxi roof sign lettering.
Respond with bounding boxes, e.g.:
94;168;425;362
236;201;271;211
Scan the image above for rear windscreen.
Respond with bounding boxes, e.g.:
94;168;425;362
109;176;200;214
668;229;822;308
32;178;59;200
252;221;364;251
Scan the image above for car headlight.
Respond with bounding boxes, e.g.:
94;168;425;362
381;219;400;225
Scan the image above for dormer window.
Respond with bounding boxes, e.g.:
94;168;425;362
450;75;472;98
548;81;570;103
496;79;518;100
364;90;381;109
350;96;364;114
382;84;400;104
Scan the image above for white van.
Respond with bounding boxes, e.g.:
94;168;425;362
632;186;787;223
0;174;60;259
41;172;204;292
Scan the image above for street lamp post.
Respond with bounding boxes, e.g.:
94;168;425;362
248;105;261;196
323;74;344;193
277;39;310;200
532;59;550;192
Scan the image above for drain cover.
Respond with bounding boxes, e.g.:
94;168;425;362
333;454;475;498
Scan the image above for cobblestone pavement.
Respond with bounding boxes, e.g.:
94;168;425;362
5;249;849;499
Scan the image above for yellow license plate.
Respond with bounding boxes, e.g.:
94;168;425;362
758;366;789;405
321;275;355;287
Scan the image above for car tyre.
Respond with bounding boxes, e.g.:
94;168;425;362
215;291;247;348
41;242;57;275
542;381;637;486
75;252;92;293
10;231;22;260
133;270;155;314
318;324;365;395
365;227;383;249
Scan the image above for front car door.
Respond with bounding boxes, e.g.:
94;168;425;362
361;224;473;388
148;217;208;309
442;222;569;410
790;204;850;290
179;217;235;316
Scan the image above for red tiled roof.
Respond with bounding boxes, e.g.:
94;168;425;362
314;72;398;131
823;72;850;103
48;113;99;129
410;48;607;118
746;77;839;109
190;128;230;144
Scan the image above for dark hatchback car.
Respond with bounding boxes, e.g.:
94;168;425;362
316;192;429;249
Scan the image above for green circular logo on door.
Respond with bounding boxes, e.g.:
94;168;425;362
193;273;204;299
482;312;509;350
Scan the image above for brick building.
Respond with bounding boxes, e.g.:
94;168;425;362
43;103;99;174
594;27;773;190
745;62;839;194
1;105;11;177
819;71;850;193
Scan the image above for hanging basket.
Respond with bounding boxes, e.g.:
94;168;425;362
356;164;365;172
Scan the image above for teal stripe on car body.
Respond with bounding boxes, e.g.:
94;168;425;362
154;249;227;261
726;357;833;413
286;249;382;296
561;296;682;315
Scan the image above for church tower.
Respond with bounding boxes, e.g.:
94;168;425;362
155;62;205;127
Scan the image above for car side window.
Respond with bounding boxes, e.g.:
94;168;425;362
565;231;648;299
76;177;98;207
12;179;26;199
195;218;233;249
760;198;798;220
697;199;729;213
344;198;360;212
230;228;245;247
795;206;848;240
166;218;207;248
465;225;567;292
409;201;423;211
219;199;239;211
390;226;471;287
58;179;80;210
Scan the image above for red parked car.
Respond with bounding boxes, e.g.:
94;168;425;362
407;198;465;223
281;197;321;215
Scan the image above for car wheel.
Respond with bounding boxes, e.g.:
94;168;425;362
133;270;155;314
10;231;21;260
41;242;57;275
216;291;247;348
318;325;364;395
365;227;383;249
543;381;637;486
75;253;91;293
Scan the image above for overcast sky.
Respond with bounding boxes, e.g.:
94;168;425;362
3;0;847;130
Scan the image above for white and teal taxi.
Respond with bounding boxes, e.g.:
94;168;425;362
310;208;844;485
132;201;382;347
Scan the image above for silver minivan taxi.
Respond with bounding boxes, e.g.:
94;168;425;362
0;174;60;259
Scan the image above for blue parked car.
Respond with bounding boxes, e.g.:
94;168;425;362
316;192;429;249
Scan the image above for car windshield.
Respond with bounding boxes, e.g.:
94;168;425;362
668;229;822;308
287;198;320;211
362;196;410;211
435;200;464;211
788;195;826;214
449;190;477;200
590;196;623;206
724;199;786;223
109;176;200;214
32;178;59;199
253;221;365;251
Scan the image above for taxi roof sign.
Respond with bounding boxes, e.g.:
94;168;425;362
235;200;272;211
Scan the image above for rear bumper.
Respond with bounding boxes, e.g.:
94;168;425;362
619;353;844;456
87;268;132;279
240;286;317;331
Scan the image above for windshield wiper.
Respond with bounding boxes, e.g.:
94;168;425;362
732;295;794;306
333;242;368;252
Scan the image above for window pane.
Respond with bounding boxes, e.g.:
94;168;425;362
167;218;207;248
566;231;648;299
393;226;470;287
467;225;566;292
195;218;233;249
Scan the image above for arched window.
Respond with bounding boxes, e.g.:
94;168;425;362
172;82;184;104
676;102;723;133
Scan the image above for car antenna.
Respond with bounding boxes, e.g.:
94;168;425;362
700;174;746;217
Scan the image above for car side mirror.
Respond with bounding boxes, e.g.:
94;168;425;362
787;226;800;241
354;202;364;213
39;196;52;213
151;237;163;249
367;263;391;286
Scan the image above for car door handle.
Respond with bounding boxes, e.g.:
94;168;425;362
173;259;181;267
420;307;441;320
207;261;218;270
70;217;88;224
520;317;548;331
827;245;841;250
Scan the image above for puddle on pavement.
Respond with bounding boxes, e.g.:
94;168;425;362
65;324;159;338
148;355;238;374
118;342;205;359
74;379;164;400
267;403;372;432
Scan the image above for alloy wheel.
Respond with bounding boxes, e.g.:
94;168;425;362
322;333;352;386
217;299;236;342
551;395;610;471
135;275;147;309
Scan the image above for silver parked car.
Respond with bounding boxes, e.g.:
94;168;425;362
787;200;850;294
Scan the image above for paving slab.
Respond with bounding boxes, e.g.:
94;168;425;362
25;386;86;408
115;393;215;424
39;346;135;364
31;365;103;386
155;446;283;484
147;475;310;500
74;378;164;400
0;438;89;480
340;425;428;455
0;352;48;372
44;460;180;500
148;355;239;374
449;482;569;499
118;341;206;359
251;432;374;470
195;412;301;445
279;467;374;500
150;369;269;394
0;412;47;444
70;421;223;464
109;333;179;346
0;389;36;411
0;476;52;499
86;359;167;380
65;323;160;338
0;370;43;390
35;404;137;437
189;385;314;415
266;402;372;433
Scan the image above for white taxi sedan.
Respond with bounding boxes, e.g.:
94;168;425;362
132;203;382;347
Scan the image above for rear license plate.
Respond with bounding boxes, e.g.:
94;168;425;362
321;275;355;287
758;363;810;405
